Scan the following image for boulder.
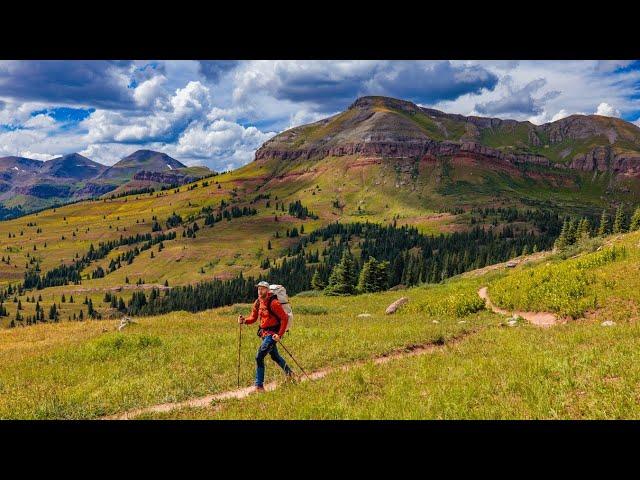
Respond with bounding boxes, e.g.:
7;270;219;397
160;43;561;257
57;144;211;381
385;297;409;315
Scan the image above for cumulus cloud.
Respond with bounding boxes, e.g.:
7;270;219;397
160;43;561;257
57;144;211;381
232;60;498;113
475;77;560;116
175;119;275;169
133;75;167;107
198;61;239;83
0;60;135;109
551;109;571;122
82;80;211;144
23;114;57;129
595;102;621;117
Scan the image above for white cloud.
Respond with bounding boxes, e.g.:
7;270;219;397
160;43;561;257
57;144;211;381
595;102;621;117
133;75;167;107
23;113;57;129
175;118;275;169
287;109;336;129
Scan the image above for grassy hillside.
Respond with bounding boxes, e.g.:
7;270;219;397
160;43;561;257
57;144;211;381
0;146;634;327
0;230;638;419
138;230;640;420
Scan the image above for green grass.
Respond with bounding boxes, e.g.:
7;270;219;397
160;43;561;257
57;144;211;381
146;320;640;419
0;278;495;419
1;228;639;419
490;232;637;318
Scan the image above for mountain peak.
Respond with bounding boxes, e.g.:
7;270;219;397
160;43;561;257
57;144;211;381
349;95;420;113
255;95;640;178
98;150;186;183
40;153;106;180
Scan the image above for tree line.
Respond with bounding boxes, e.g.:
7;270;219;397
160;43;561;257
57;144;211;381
116;212;561;316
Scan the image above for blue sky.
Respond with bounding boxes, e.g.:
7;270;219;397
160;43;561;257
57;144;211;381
0;60;639;170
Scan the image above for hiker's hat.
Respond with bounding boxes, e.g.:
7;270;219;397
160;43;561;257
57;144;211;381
255;281;270;288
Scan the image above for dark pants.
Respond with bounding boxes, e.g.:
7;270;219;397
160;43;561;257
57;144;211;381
255;334;292;387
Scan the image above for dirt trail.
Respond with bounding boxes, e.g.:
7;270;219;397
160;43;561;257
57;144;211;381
101;332;473;420
478;286;557;327
462;251;551;278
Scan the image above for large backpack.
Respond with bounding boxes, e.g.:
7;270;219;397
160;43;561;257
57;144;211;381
266;284;293;332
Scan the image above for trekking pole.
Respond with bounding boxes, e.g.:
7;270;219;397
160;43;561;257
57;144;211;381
278;340;311;381
237;322;242;388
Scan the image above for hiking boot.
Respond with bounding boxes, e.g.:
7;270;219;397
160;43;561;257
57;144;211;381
284;371;298;383
254;385;265;393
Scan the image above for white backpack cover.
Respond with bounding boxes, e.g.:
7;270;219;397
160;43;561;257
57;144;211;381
269;284;293;330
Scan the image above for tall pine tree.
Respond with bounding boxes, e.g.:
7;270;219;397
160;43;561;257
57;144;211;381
613;205;627;234
325;249;357;296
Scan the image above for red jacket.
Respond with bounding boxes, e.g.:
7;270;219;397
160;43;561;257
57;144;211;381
245;293;289;337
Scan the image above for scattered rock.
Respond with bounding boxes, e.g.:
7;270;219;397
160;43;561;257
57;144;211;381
357;313;372;318
385;297;409;315
458;320;466;324
601;320;616;327
507;320;518;327
118;316;138;331
432;320;439;324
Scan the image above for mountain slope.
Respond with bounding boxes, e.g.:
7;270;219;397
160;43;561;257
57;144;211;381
0;150;209;218
38;153;107;181
97;150;187;184
257;96;640;177
253;96;640;214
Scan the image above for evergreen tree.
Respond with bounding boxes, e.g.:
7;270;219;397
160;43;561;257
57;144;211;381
598;209;610;236
630;207;640;231
576;218;591;241
356;257;379;293
554;219;570;250
613;205;627;234
310;270;325;291
325;249;357;296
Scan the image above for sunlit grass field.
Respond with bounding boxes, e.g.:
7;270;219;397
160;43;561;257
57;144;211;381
0;228;639;419
0;278;495;419
147;320;640;420
138;231;640;420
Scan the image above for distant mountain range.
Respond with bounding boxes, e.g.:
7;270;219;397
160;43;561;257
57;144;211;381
0;150;212;219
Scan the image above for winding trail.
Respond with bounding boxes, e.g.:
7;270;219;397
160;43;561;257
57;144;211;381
478;286;557;327
101;331;475;420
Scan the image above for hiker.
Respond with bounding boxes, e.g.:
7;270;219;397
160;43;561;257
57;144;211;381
238;281;294;392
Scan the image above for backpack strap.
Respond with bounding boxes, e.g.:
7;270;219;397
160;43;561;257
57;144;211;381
265;294;280;332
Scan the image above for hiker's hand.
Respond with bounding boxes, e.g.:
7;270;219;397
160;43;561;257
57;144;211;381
272;334;280;342
238;315;245;324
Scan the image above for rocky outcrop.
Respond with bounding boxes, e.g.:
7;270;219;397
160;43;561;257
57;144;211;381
73;182;118;198
255;95;640;178
132;170;203;184
569;146;640;176
256;139;555;169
